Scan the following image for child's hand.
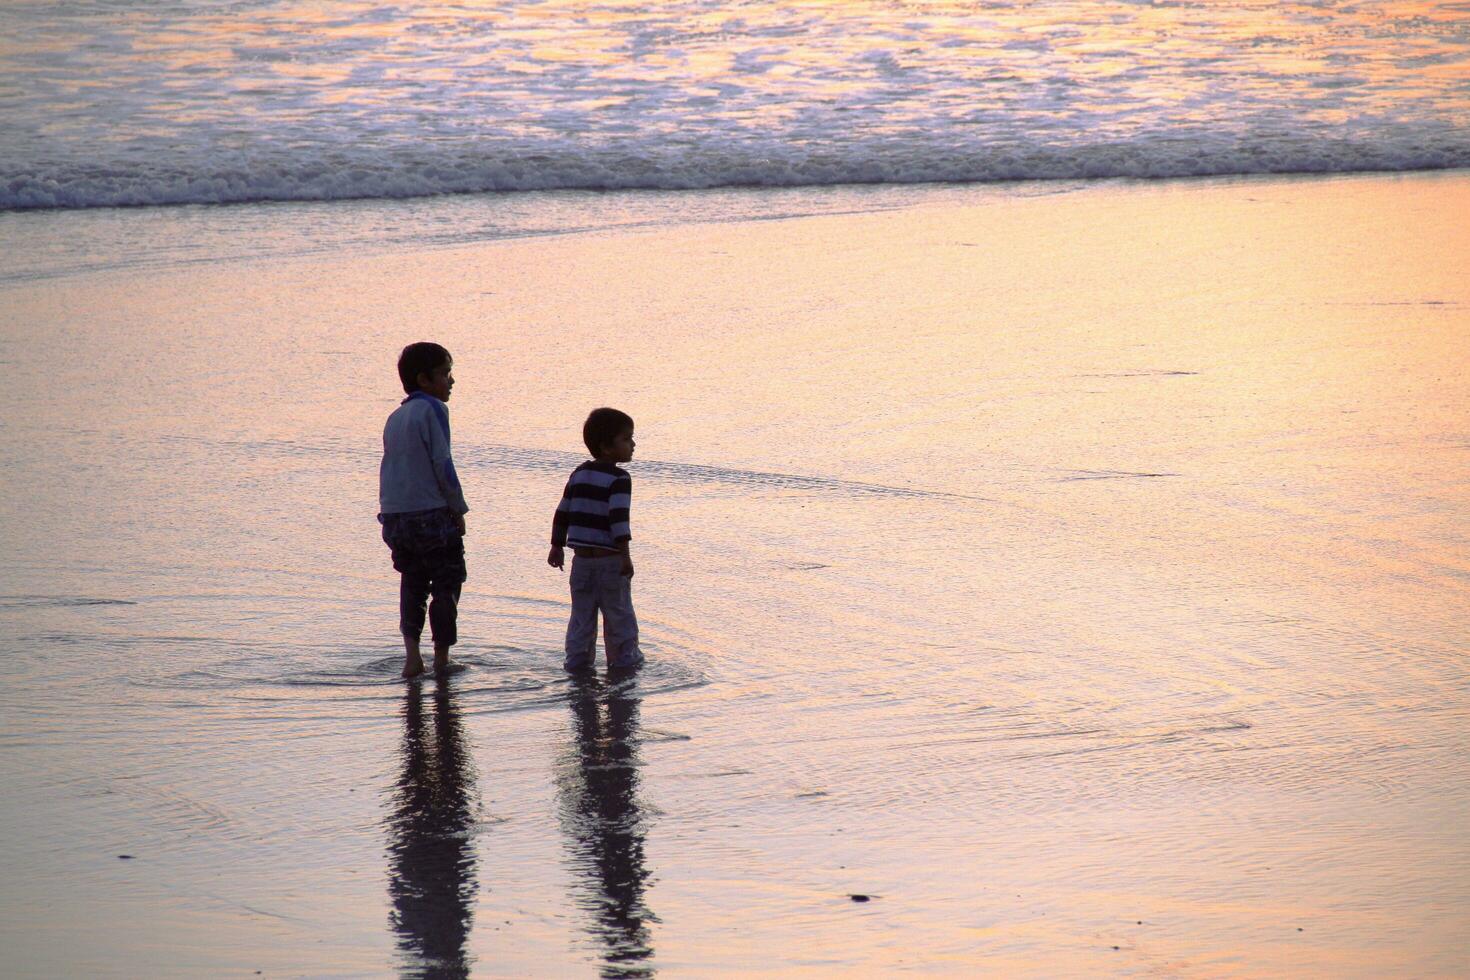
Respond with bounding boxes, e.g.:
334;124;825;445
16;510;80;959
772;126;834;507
620;555;634;579
453;512;466;535
547;545;564;570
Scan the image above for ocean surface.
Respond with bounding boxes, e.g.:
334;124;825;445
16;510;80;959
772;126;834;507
1;1;1469;975
3;0;1470;210
1;170;1467;975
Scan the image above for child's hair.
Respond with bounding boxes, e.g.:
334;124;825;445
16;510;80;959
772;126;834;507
583;407;634;456
397;342;452;395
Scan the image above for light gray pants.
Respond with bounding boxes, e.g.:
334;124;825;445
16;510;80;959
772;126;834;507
565;554;643;670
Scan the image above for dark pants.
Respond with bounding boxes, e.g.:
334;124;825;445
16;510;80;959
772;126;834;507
381;508;467;648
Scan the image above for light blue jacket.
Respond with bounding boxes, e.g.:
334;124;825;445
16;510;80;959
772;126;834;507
379;392;469;515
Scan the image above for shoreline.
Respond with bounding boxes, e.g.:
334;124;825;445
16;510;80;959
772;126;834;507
3;168;1468;289
4;162;1469;216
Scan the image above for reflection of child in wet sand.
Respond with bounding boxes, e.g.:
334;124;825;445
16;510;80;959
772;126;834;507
388;677;476;971
379;342;468;679
548;408;644;672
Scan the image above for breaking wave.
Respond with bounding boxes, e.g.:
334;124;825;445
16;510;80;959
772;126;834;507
6;128;1469;211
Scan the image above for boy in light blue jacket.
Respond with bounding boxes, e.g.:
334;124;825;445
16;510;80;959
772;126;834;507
379;342;468;679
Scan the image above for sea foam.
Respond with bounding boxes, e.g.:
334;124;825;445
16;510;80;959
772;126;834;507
5;128;1469;210
2;0;1467;210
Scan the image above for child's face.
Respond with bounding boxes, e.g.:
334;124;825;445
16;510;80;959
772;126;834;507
602;426;635;464
417;360;454;401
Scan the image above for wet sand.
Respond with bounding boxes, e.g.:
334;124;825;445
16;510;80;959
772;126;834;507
0;172;1467;976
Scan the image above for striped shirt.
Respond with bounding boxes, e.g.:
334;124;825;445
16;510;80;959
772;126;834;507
551;461;631;550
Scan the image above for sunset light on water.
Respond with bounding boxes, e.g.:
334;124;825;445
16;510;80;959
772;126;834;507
3;0;1468;207
1;2;1468;976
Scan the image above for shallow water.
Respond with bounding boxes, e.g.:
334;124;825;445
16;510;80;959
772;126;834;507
0;173;1468;975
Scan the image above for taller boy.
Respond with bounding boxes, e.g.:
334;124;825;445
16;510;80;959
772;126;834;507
379;342;469;679
548;408;643;672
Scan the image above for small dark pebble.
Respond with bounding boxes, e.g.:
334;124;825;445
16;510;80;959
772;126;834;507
1113;946;1121;951
1297;927;1304;932
1137;921;1143;925
117;855;133;860
850;894;871;902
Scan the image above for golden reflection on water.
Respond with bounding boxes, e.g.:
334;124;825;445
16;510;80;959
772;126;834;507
0;173;1465;974
16;0;1465;132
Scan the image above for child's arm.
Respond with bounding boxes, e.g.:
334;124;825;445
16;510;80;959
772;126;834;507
610;473;633;578
548;477;571;570
424;408;469;518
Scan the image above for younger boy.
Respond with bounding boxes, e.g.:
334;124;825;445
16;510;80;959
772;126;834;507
379;342;469;679
547;408;643;672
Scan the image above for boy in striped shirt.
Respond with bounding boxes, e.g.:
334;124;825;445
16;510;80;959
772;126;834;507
547;408;643;672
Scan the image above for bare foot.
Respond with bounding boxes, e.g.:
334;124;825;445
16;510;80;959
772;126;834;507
402;637;425;678
432;645;451;675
